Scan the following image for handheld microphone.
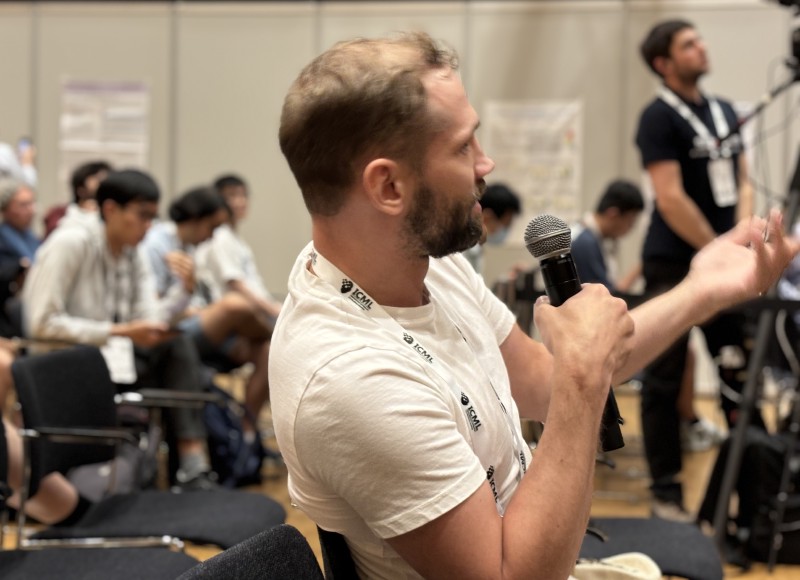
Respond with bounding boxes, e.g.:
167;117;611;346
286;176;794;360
524;214;625;452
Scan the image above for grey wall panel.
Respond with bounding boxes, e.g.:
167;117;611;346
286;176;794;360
469;1;627;283
11;0;798;295
319;2;466;60
175;3;316;294
0;4;34;154
35;3;172;210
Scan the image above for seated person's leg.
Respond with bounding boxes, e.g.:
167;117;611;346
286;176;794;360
132;335;217;489
195;293;271;344
3;418;89;525
0;342;15;414
241;340;271;435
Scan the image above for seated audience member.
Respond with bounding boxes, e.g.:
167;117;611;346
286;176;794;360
462;182;521;275
203;174;282;323
0;177;39;269
22;169;217;490
571;179;644;292
3;417;92;526
270;32;799;579
0;177;38;338
43;160;112;237
142;187;273;441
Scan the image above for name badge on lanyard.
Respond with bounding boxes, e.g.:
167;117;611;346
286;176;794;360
658;87;737;208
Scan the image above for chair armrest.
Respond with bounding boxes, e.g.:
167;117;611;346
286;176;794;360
116;389;225;409
19;426;139;447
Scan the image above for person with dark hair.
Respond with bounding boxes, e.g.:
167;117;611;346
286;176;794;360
142;185;274;445
204;176;281;323
269;31;797;579
21;169;218;490
462;182;522;274
570;179;644;291
635;19;755;522
193;174;282;432
42;160;112;237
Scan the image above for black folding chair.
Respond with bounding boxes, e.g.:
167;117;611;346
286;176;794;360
580;517;723;580
11;345;285;550
178;524;324;580
0;418;199;580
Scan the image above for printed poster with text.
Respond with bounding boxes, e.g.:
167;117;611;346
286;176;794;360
59;80;150;200
482;100;582;247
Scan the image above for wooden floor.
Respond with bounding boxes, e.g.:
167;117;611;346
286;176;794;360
6;387;799;579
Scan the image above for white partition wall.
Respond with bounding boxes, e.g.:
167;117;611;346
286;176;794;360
34;3;173;206
0;4;34;149
1;0;794;295
175;2;316;292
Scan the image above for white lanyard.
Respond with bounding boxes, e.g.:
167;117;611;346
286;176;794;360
310;248;528;512
658;86;730;159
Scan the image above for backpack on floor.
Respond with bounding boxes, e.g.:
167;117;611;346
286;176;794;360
203;384;265;488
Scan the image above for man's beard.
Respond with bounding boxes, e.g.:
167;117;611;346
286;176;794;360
678;66;706;86
404;180;485;259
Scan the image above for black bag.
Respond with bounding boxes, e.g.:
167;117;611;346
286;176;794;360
203;384;265;488
747;494;800;564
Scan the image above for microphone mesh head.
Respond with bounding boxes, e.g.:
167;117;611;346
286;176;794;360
524;215;572;259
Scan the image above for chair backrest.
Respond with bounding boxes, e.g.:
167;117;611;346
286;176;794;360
177;524;324;580
11;346;118;495
317;526;359;579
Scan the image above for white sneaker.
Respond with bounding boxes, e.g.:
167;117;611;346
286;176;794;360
651;499;696;524
681;418;726;452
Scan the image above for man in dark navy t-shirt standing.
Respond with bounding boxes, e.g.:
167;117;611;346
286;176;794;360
635;19;756;523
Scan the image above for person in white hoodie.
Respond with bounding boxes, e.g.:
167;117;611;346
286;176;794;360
22;169;217;490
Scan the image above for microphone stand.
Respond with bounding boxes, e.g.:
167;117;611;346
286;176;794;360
717;67;800;147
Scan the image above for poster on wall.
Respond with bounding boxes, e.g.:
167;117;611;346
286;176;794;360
59;80;150;198
482;100;583;247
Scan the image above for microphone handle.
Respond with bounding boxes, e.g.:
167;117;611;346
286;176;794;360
540;255;625;452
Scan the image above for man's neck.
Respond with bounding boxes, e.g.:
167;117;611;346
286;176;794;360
664;78;702;104
105;232;125;258
312;221;430;308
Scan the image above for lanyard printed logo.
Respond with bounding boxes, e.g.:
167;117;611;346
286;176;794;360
401;332;434;364
340;278;373;311
460;392;482;432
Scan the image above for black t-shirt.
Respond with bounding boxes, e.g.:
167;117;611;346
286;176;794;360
635;92;742;264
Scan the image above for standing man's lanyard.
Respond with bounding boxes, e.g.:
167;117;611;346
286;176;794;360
657;86;738;208
310;248;528;515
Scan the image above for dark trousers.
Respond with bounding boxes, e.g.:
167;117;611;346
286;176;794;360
122;333;207;441
641;259;756;503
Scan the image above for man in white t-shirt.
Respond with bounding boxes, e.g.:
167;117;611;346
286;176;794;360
200;174;281;322
271;32;798;579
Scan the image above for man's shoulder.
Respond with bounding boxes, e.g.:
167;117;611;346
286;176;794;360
638;97;675;123
572;227;599;250
41;220;95;251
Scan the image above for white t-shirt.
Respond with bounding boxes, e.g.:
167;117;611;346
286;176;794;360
196;223;273;303
270;243;527;579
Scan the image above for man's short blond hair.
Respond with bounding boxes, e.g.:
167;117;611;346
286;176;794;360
279;32;459;216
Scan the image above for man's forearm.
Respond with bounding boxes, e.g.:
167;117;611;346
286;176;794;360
613;280;704;383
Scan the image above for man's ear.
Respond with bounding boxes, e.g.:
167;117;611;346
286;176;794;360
100;199;117;222
362;158;412;216
653;56;671;78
